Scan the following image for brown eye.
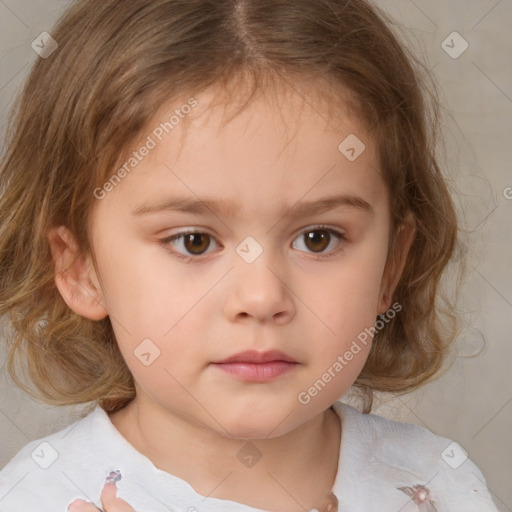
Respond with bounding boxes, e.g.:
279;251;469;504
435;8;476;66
304;230;331;253
182;233;211;255
160;231;219;259
292;227;344;257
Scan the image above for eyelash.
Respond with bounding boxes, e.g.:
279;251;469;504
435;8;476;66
159;225;347;263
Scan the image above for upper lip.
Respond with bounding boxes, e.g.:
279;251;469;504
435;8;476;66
214;350;297;364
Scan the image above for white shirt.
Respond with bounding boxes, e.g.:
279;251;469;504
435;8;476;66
0;401;498;512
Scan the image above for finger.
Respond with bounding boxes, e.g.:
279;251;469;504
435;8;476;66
67;498;102;512
100;482;137;512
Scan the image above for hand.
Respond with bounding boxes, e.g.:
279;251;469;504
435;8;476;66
68;482;136;512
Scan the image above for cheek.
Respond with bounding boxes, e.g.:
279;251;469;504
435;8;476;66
110;316;203;409
302;243;388;382
314;251;388;335
95;244;215;373
94;236;205;332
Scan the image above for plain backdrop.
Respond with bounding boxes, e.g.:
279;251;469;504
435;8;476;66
0;1;511;510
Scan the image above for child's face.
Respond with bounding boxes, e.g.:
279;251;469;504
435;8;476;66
78;85;400;437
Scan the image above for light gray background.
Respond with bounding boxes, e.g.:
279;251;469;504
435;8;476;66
0;1;511;510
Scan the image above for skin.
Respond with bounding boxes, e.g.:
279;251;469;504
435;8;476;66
68;483;134;512
52;82;415;512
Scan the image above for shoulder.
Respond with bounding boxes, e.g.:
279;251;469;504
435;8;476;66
0;406;109;511
332;401;499;511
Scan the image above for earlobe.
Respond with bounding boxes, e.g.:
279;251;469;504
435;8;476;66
377;211;416;314
47;226;109;321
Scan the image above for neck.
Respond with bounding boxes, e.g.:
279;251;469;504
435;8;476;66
109;396;341;512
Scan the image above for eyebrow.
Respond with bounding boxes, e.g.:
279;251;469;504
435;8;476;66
132;193;373;219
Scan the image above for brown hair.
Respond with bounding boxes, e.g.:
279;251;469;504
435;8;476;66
0;0;462;414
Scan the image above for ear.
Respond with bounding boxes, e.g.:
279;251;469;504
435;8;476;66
47;226;109;320
377;210;416;314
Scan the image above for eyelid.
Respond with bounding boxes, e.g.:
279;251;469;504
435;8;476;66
291;223;345;239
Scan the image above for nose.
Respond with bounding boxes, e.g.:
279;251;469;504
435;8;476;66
223;247;296;325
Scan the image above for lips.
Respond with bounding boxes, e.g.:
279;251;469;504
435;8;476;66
214;349;297;364
211;350;299;382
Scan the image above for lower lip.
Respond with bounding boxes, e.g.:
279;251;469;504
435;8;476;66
212;361;297;381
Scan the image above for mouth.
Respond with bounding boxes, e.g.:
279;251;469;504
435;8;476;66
211;350;299;382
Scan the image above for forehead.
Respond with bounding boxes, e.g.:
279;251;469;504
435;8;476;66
93;79;386;223
118;74;369;164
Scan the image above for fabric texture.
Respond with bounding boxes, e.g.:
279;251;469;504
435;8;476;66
0;401;498;512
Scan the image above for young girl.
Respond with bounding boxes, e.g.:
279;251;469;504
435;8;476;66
0;0;499;511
